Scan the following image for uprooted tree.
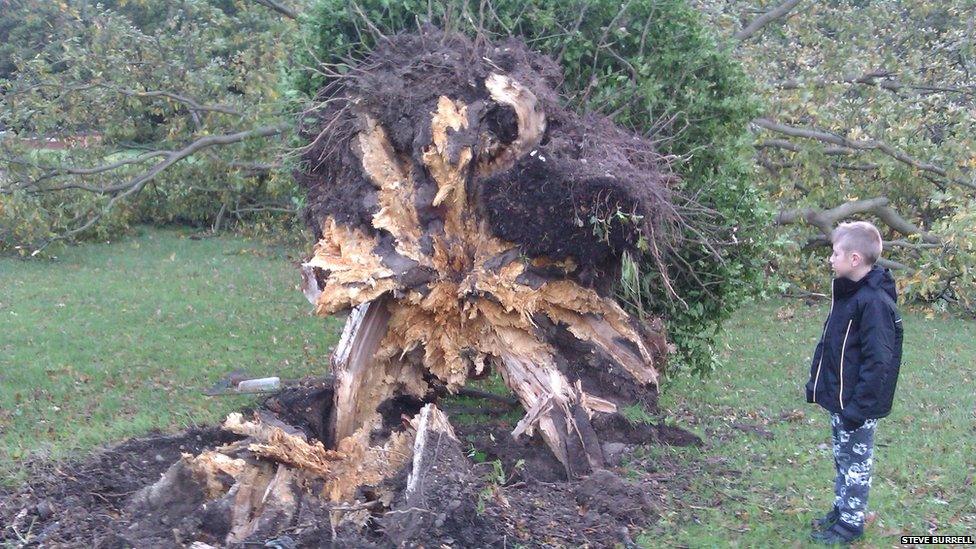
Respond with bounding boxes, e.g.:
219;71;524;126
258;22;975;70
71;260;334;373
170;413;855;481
295;31;678;477
119;31;703;545
6;0;975;352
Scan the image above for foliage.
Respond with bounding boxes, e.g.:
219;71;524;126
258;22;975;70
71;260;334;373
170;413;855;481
695;0;976;313
901;200;976;314
0;0;301;252
292;0;768;376
0;0;69;81
476;458;524;514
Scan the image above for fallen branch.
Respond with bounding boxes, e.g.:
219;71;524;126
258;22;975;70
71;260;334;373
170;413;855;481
25;124;285;252
757;138;855;156
250;0;297;19
772;70;975;97
775;196;940;270
753;118;976;191
734;0;804;42
1;150;170;193
803;234;941;251
21;125;284;196
114;88;242;116
757;155;879;173
775;196;938;243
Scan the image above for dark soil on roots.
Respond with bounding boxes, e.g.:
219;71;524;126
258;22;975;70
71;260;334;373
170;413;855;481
0;385;702;548
295;30;676;290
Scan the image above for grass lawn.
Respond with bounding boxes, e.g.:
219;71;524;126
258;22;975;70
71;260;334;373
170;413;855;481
0;227;341;484
2;228;973;546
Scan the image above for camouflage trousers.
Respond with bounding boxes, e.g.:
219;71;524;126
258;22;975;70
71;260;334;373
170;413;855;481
830;412;878;533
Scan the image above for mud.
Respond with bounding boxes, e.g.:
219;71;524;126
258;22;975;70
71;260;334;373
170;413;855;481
0;428;239;547
0;387;701;548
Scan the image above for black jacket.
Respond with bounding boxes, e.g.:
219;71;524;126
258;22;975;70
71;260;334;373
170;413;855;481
805;265;904;425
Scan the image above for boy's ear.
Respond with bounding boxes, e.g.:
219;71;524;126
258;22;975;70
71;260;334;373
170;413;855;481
850;251;862;265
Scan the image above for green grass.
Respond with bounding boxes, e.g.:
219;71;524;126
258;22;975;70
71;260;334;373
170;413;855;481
639;300;976;547
2;229;974;547
0;227;341;484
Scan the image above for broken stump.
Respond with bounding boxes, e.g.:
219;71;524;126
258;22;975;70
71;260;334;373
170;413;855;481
296;30;675;479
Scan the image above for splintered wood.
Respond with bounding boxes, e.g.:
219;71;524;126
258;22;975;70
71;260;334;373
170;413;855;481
301;72;668;478
132;405;456;545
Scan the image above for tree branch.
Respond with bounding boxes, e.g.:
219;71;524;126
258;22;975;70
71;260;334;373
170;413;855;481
757;138;855;156
775;196;939;243
9;126;284;196
1;151;170;193
804;238;911;271
753;118;976;191
9;83;242;116
756;155;879;172
772;70;975;97
734;0;804;42
775;196;940;269
29;124;287;252
250;0;297;19
226;160;282;175
0;151;159;194
115;88;242;116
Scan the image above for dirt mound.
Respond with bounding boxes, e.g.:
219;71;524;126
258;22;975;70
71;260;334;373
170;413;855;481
0;385;700;548
0;428;238;547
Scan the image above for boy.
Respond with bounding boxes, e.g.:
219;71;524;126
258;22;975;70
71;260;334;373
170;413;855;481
805;221;904;545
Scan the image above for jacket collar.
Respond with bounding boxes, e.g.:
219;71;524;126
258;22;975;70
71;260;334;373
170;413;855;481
833;265;897;301
865;264;899;302
833;272;868;298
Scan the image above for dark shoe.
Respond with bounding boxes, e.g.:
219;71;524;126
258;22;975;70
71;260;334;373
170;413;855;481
812;506;840;530
810;523;864;545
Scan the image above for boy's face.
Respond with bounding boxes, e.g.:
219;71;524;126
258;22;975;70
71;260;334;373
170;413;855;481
829;241;860;279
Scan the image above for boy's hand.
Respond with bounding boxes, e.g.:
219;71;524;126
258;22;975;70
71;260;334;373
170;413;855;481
841;416;864;431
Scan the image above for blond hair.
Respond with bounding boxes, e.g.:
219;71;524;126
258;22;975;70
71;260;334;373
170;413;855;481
831;221;883;265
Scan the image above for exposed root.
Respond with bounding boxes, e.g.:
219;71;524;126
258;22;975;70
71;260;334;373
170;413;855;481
295;30;674;479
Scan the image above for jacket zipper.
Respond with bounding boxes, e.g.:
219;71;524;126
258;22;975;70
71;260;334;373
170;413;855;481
811;278;835;402
838;319;853;409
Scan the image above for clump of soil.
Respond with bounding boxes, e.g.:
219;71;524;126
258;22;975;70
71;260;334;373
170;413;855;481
0;385;701;548
295;29;676;290
479;111;677;289
0;428;239;547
